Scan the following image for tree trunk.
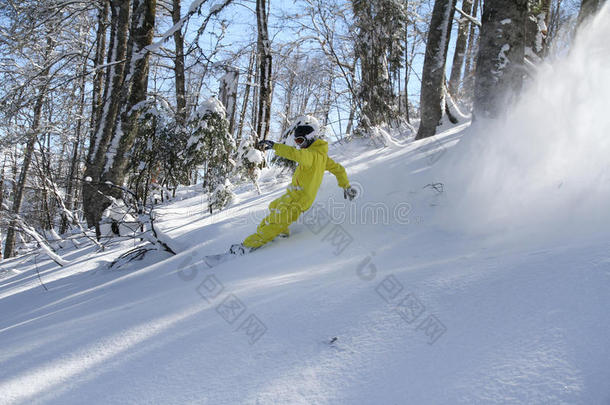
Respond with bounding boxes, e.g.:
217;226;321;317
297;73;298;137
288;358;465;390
0;156;6;210
416;0;458;140
83;0;131;234
3;89;46;258
90;1;109;138
219;67;239;135
61;56;87;235
251;54;259;137
83;0;157;236
0;156;5;260
404;19;417;124
172;0;187;125
323;72;333;126
448;0;473;95
353;1;391;129
473;0;528;119
280;66;296;136
255;0;272;141
345;99;355;137
104;0;157;183
11;147;17;194
34;148;54;232
236;48;256;145
462;0;480;98
577;0;602;26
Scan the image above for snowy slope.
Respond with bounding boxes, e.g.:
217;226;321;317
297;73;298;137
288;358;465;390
1;124;609;404
2;7;610;405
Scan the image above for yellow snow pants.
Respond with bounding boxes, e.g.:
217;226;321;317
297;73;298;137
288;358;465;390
243;190;305;248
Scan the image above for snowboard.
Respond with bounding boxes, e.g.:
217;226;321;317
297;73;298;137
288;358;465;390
203;252;237;268
202;233;290;268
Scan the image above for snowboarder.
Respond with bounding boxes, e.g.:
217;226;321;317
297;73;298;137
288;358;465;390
230;115;357;255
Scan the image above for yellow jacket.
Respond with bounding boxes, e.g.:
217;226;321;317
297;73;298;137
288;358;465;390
272;139;350;211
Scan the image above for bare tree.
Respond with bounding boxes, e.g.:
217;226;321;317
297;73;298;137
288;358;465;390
3;35;54;258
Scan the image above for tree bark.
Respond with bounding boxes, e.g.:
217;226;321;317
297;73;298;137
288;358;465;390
255;0;272;141
448;0;473;95
172;0;187;125
473;0;528;119
416;0;458;140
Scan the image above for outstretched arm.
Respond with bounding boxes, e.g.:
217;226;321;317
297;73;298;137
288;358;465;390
273;143;314;167
325;157;350;188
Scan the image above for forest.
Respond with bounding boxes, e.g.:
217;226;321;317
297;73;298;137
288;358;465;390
0;0;602;260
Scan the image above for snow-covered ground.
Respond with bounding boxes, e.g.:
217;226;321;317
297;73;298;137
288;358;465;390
2;126;609;404
1;7;610;405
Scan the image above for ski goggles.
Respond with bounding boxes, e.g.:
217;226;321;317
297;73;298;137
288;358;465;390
294;125;314;145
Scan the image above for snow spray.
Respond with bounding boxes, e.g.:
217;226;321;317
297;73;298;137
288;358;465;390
438;5;610;240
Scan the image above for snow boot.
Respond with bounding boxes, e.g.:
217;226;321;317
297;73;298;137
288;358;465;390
229;243;255;255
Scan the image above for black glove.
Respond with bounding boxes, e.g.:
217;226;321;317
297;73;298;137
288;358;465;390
256;140;275;151
343;186;358;201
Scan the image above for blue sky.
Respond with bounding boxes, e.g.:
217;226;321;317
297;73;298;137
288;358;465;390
156;0;463;140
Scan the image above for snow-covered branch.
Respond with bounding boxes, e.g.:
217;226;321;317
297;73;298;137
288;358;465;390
454;7;481;27
7;213;70;267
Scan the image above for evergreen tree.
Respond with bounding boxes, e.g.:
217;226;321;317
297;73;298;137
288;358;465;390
126;99;189;204
186;97;236;213
236;135;264;194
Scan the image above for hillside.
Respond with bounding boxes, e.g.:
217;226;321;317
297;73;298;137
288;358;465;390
1;7;610;405
1;121;609;404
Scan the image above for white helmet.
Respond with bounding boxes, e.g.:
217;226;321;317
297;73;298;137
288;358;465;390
292;115;320;148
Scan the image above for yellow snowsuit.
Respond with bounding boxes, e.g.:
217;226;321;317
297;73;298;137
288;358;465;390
243;139;350;248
